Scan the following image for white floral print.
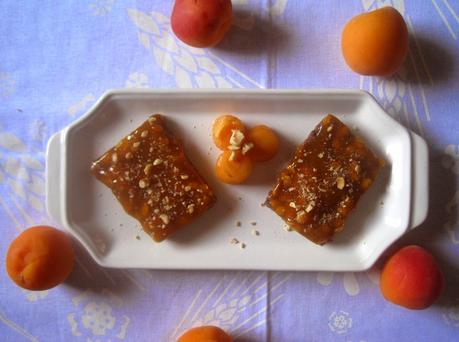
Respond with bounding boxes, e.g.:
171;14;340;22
0;129;46;224
82;302;116;336
328;310;352;334
89;0;114;16
29;119;47;143
443;305;459;328
21;289;49;302
127;9;262;89
67;289;130;339
317;268;379;296
125;72;150;88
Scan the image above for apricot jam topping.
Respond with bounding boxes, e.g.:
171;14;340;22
265;114;383;245
91;114;216;242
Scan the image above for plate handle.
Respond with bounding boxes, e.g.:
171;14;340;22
409;132;429;229
46;132;63;224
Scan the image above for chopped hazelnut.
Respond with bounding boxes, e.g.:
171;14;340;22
283;224;293;232
159;214;169;224
296;210;306;223
141;130;149;138
227;145;241;151
153;158;163;166
125;152;133;159
336;177;345;190
242;142;254;155
139;179;149;188
180;174;189;180
144;164;152;175
111;153;118;163
229;129;245;146
305;201;315;212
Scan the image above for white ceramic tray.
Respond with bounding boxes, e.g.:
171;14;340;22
46;89;428;271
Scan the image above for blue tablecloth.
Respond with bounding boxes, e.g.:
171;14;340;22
1;0;459;341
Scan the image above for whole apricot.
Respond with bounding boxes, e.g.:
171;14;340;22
178;326;232;342
380;245;444;310
6;226;75;291
341;7;408;76
171;0;232;48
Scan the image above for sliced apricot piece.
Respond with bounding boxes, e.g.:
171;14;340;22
212;115;246;150
248;125;279;162
215;150;253;184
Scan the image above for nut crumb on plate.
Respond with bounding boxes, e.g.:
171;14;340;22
283;224;293;232
230;238;239;245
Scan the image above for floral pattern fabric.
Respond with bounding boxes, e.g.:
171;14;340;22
1;1;459;341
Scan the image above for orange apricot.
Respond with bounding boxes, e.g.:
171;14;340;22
6;226;75;291
212;115;246;151
178;325;232;342
171;0;232;48
215;150;253;184
247;125;279;162
341;7;408;76
380;245;445;310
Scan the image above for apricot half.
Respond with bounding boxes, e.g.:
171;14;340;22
215;150;253;184
212;115;246;151
6;226;75;291
380;245;444;310
248;125;279;162
341;7;408;76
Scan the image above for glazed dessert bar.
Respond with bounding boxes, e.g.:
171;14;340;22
91;114;216;242
265;114;384;245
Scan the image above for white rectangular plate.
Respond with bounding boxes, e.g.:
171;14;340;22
46;89;427;271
